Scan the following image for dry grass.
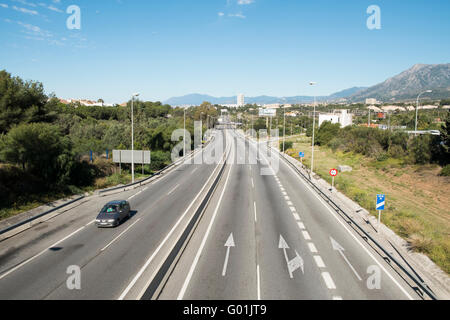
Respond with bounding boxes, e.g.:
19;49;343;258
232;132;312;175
285;136;450;274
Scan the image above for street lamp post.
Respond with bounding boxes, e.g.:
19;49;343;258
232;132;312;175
282;98;286;154
131;93;140;183
310;82;317;175
183;108;186;157
283;106;286;153
415;90;433;135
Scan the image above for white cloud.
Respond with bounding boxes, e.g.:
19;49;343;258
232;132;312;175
229;13;246;19
0;3;8;8
238;0;254;5
218;12;224;16
12;5;39;15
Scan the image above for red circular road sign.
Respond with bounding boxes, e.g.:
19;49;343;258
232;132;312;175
329;169;338;177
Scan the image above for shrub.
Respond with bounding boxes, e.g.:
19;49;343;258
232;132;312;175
440;164;450;176
280;141;293;151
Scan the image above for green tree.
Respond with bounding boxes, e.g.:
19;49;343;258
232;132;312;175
316;121;341;146
0;70;48;133
0;123;73;183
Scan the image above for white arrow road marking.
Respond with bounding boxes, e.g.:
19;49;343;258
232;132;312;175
330;237;362;281
279;235;304;278
222;233;235;277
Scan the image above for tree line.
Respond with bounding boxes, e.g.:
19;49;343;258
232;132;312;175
0;70;218;212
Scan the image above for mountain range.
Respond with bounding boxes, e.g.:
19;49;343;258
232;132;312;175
163;63;450;106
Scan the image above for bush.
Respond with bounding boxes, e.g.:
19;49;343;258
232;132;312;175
440;164;450;176
316;121;341;146
280;141;293;151
149;150;171;171
0;123;73;184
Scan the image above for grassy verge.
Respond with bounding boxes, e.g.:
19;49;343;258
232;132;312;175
284;135;450;274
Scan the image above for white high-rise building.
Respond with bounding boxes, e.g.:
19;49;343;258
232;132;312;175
237;94;245;107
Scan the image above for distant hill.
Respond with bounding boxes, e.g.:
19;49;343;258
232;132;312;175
349;63;450;102
164;87;367;106
164;64;450;106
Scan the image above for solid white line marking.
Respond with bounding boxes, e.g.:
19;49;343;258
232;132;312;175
322;272;336;289
257;265;261;300
251;178;254;189
118;150;224;300
333;296;343;300
289;206;296;213
0;222;93;280
302;231;311;240
275;149;414;300
167;184;180;195
101;218;141;252
298;222;306;230
293;213;301;221
191;168;198;174
85;220;96;227
308;242;317;253
254;202;257;222
314;256;326;268
177;157;233;300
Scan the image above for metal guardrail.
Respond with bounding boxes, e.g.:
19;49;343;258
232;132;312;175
0;195;85;237
0;136;217;238
99;136;215;195
141;137;229;300
273;146;437;300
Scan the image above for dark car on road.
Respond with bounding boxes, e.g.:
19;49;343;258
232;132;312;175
95;200;131;227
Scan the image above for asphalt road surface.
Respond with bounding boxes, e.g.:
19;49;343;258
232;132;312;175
0;129;421;300
159;130;419;300
0;131;225;300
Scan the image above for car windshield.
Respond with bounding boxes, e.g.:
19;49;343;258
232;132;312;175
101;205;119;214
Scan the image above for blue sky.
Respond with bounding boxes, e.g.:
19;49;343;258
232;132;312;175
0;0;449;103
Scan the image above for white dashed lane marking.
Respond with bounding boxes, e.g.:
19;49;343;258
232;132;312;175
308;242;317;253
302;231;311;241
314;256;326;268
322;272;337;289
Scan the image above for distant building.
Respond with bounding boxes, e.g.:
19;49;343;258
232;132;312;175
382;105;406;112
237;94;245;107
263;103;281;109
366;98;380;105
318;109;353;128
368;105;382;112
59;98;114;107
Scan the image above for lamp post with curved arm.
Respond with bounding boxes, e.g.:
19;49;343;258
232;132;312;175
415;90;432;135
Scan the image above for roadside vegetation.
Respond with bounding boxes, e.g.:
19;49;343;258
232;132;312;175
0;70;218;221
282;116;450;273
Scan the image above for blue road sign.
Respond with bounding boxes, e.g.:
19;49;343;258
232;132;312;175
299;152;305;158
376;194;385;211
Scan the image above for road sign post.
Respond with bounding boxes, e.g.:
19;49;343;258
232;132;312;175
329;169;338;192
299;152;305;166
376;194;385;232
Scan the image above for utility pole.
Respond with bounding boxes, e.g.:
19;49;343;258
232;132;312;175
183;108;186;156
131;93;139;183
415;90;433;135
310;82;317;175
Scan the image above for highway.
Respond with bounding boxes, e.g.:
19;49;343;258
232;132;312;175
0;129;422;300
0;131;225;299
158;130;419;300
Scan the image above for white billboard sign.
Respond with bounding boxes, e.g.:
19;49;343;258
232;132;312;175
113;150;151;164
259;108;276;117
